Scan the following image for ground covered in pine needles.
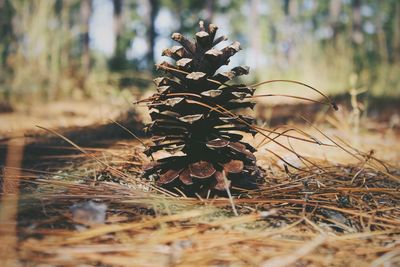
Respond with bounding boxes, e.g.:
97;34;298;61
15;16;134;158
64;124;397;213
1;112;399;266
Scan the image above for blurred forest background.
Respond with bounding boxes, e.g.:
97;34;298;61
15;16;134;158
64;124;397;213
0;0;399;112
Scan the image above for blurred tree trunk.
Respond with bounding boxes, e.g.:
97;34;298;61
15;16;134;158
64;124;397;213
351;0;363;73
80;0;91;75
351;0;363;45
282;0;297;65
109;0;127;71
289;0;298;18
60;0;71;71
375;2;388;63
283;0;289;16
0;0;14;106
145;0;158;68
249;0;261;71
113;0;123;57
204;0;214;25
283;0;298;17
0;0;14;66
329;0;342;39
393;1;400;62
113;0;123;30
175;1;184;33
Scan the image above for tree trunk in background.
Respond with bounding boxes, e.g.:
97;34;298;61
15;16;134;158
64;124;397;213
249;0;261;71
282;0;297;66
375;2;388;63
113;0;123;57
204;0;214;25
329;0;342;39
110;0;127;71
145;0;158;69
0;0;15;106
283;0;298;17
393;1;400;62
288;0;298;18
0;0;14;66
80;0;91;75
60;0;71;71
283;0;289;16
351;0;363;45
351;0;363;73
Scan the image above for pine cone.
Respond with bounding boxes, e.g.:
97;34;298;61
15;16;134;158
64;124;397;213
142;21;263;195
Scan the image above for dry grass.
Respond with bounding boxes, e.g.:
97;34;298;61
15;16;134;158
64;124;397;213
1;116;398;267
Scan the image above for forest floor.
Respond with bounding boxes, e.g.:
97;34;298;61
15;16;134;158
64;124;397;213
0;100;399;266
0;99;139;138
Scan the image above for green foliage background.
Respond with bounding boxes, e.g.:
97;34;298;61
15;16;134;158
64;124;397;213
0;0;399;109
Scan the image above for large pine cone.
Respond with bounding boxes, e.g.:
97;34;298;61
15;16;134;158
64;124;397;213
142;21;263;195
